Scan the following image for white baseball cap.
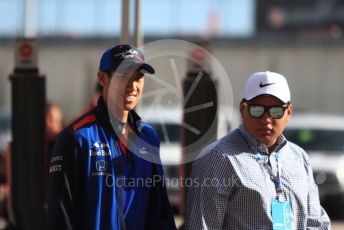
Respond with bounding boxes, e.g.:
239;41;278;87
242;71;291;103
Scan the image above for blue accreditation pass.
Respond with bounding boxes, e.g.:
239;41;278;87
271;198;291;230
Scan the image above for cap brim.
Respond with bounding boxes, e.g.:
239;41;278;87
116;60;155;74
138;63;155;74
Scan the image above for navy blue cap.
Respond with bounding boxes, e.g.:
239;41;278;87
99;44;155;74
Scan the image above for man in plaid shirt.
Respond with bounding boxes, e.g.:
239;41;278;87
185;71;330;230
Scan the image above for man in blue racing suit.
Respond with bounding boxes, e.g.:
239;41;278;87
48;44;177;230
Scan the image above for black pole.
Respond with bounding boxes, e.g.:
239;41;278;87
181;68;218;219
9;39;46;230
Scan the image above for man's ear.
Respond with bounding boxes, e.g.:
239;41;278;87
97;71;107;87
239;102;245;117
286;104;293;121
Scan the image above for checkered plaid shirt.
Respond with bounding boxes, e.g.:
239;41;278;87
185;125;331;230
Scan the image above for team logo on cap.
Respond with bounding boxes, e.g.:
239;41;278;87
113;48;144;62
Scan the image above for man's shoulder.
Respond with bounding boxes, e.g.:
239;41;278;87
53;109;105;157
196;129;242;160
136;120;160;144
138;121;154;132
284;140;304;152
65;109;99;133
54;109;101;147
210;129;243;154
283;140;311;164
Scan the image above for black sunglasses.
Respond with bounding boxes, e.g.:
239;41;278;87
245;103;290;119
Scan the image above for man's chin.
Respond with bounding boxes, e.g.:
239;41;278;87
258;135;278;146
123;103;136;111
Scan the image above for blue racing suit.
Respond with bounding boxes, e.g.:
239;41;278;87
48;97;176;230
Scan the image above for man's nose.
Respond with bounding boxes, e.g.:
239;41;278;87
260;111;272;123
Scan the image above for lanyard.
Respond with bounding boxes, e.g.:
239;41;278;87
237;129;285;202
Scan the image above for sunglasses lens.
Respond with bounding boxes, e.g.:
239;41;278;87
249;106;265;118
269;107;284;119
247;103;288;119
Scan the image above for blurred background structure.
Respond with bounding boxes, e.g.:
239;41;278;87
1;0;344;229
